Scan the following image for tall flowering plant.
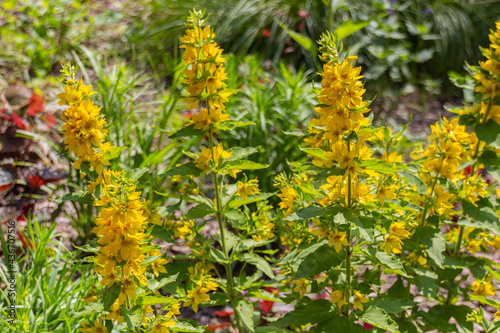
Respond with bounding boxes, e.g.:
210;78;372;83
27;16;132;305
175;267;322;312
272;24;500;333
58;66;182;333
151;9;277;332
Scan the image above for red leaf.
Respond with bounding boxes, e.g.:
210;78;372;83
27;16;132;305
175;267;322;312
27;92;45;117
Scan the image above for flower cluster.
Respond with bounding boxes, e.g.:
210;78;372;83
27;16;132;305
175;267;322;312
58;71;114;177
59;67;180;332
180;10;231;115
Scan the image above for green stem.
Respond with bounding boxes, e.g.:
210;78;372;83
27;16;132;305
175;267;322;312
419;176;438;228
344;142;353;317
453;225;465;257
208;127;244;333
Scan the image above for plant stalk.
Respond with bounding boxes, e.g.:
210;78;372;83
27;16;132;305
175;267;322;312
208;127;244;333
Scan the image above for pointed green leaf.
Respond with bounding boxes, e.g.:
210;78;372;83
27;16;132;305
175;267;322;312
360;306;399;332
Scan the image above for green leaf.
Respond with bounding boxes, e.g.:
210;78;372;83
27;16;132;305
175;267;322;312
220;184;238;207
360;159;396;174
217;120;254;131
475;119;500;148
103;283;121;311
234;238;275;254
399;171;426;194
214;230;238;252
301;147;326;160
224;160;268;170
197;293;228;307
278;239;328;271
285;204;332;221
168;124;202;139
2;0;17;10
336;20;369;41
147;273;179;292
272;299;334;327
74;302;104;317
55;190;92;204
295;244;342;279
235;298;256;333
470;294;500;308
162;162;202;177
414;268;438;299
362;247;408;277
367;297;415;314
417;227;446;269
462;197;500;234
277;22;317;59
209;248;229;264
224;209;247;229
74;241;100;253
128;167;149;180
226;147;258;161
172;320;206;332
238;253;274;278
104;146;127;160
139;295;178;305
360;306;399;332
255;327;294;333
479;150;500;183
313;316;350;332
121;305;142;329
283;129;306;136
151;225;174;243
228;192;275;209
186;204;215;220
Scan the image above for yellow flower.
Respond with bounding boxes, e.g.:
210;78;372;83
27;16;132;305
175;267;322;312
80;317;108;333
328;231;349;253
106;304;124;325
277;187;298;217
381;234;403;254
184;278;218;313
149;251;169;277
236;178;261;199
190;107;230;131
150;319;175;333
292;278;308;299
472;278;496;297
330;289;346;309
353;291;369;311
377;184;398;206
195;143;232;170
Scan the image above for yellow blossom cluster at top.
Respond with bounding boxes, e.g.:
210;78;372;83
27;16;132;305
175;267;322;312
461;23;500;127
180;10;231;116
475;22;500;101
